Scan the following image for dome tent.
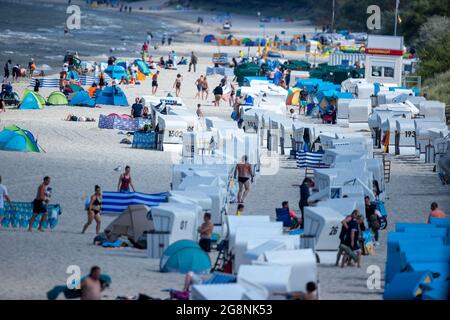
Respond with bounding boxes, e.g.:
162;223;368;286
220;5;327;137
69;90;96;108
95;86;129;106
160;240;211;274
0;125;40;152
104;65;128;80
19;90;44;110
203;34;216;43
134;59;150;76
47;91;68;105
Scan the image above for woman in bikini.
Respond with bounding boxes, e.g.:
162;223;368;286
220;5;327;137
234;155;254;203
82;185;102;234
173;73;183;97
194;75;203;99
117;165;135;193
201;76;209;101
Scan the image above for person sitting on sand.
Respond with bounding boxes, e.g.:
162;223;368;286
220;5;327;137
142;106;150;119
236;203;244;216
428;202;447;223
80;266;103;300
28;176;51;232
117;166;135;193
273;282;318;300
119;76;128;85
87;83;98;98
158;57;165;68
282;201;300;229
82;185;102;234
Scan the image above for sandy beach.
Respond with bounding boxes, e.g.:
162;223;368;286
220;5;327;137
1;0;449;300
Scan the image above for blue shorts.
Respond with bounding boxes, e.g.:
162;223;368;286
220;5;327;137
300;100;307;107
120;189;130;193
0;208;4;217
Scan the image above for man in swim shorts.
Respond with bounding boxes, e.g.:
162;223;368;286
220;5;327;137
28;176;51;232
234;155;254;203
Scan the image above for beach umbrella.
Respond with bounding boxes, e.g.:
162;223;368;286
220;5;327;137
286;88;301;105
36;64;52;72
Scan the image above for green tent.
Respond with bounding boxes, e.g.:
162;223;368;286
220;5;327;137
47;91;68;105
19;90;44;110
22;89;46;106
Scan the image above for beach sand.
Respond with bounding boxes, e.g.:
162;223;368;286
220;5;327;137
1;0;449;300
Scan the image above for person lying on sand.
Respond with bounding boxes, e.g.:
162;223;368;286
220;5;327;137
65;114;95;122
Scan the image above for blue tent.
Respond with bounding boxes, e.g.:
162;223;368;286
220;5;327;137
160;240;211;274
134;59;150;75
104;65;128;80
66;70;79;81
19;91;44;110
69;90;96;108
0;125;40;152
95;86;129;106
203;34;216;43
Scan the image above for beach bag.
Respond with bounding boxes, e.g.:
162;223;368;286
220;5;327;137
369;214;380;231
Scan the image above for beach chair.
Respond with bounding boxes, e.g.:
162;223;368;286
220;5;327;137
275;208;291;227
383;271;433;300
421;281;450;300
385;236;444;283
407;262;450;282
395;223;437;232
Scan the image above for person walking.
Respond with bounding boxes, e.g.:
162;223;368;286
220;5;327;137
82;185;102;234
28;58;36;79
131;98;143;118
0;176;12;226
3;60;11;82
151;71;159;95
189;51;198;72
173;74;182;97
28;176;51;232
201;76;209;100
194;75;203;99
117;166;135;193
196;103;204;119
234;155;254;203
213;84;223;107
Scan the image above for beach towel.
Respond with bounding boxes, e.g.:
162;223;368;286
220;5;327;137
98;115;152;131
1;202;61;229
99;191;168;215
132;131;158;150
